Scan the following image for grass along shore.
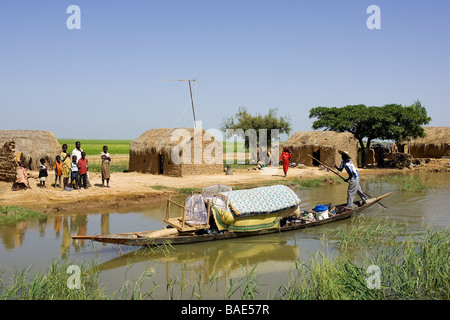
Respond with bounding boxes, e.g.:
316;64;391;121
0;206;45;224
0;217;448;300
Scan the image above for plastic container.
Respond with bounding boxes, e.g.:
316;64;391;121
314;205;329;220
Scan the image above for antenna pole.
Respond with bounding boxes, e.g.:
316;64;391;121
188;80;197;127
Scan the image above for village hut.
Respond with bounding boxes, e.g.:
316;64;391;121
399;127;450;158
129;128;224;177
0;130;61;173
284;131;358;167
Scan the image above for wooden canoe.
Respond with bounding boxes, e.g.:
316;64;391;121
71;192;391;247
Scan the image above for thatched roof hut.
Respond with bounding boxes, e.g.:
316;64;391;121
129;128;223;177
399;127;450;158
284;131;358;167
0;130;61;171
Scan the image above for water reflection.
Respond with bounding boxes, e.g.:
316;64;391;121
0;221;27;250
98;238;299;279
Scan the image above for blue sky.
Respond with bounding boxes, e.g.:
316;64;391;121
0;0;449;140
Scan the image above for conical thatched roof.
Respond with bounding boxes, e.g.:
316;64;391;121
0;130;61;170
285;131;357;148
130;128;186;154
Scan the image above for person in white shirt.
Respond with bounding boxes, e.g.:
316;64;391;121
71;155;79;189
335;150;367;209
72;141;91;187
72;141;83;163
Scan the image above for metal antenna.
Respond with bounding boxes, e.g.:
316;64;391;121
154;79;198;127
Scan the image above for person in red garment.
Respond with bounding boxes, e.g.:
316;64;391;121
280;147;293;177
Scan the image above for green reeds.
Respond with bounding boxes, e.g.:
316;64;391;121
0;259;107;300
279;217;449;300
0;206;45;225
367;174;434;192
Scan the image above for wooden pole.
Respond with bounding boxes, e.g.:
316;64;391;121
188;80;196;127
165;194;172;222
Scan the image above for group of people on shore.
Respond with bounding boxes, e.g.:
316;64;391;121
12;142;111;191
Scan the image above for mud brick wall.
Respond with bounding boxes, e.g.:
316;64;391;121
0;140;17;182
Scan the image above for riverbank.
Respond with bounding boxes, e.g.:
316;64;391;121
0;159;448;213
2;217;448;300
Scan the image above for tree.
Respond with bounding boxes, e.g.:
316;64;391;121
309;101;431;167
221;107;292;164
221;107;292;148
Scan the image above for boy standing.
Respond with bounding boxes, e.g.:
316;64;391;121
71;155;79;189
78;152;88;189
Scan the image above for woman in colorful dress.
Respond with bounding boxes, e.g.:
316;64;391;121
280;147;293;177
60;144;72;189
101;145;111;187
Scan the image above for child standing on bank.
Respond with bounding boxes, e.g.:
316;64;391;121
38;158;48;187
78;152;88;189
71;155;79;189
53;155;63;188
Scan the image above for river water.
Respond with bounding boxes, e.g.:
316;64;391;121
0;172;448;299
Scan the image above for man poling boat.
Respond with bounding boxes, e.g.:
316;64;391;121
307;153;388;209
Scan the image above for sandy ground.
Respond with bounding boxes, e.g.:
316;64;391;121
0;159;448;214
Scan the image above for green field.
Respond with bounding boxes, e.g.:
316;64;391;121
57;139;250;156
58;139;131;155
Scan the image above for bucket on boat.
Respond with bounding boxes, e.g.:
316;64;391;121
313;204;329;220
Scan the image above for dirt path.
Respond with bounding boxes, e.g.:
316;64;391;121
0;161;445;213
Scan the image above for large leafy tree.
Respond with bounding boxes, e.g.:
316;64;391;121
309;101;431;167
221;107;292;148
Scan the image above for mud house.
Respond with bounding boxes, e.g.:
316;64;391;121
0;130;61;175
284;131;358;167
399;127;450;158
129;128;224;177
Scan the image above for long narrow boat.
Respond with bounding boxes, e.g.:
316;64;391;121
72;184;391;247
